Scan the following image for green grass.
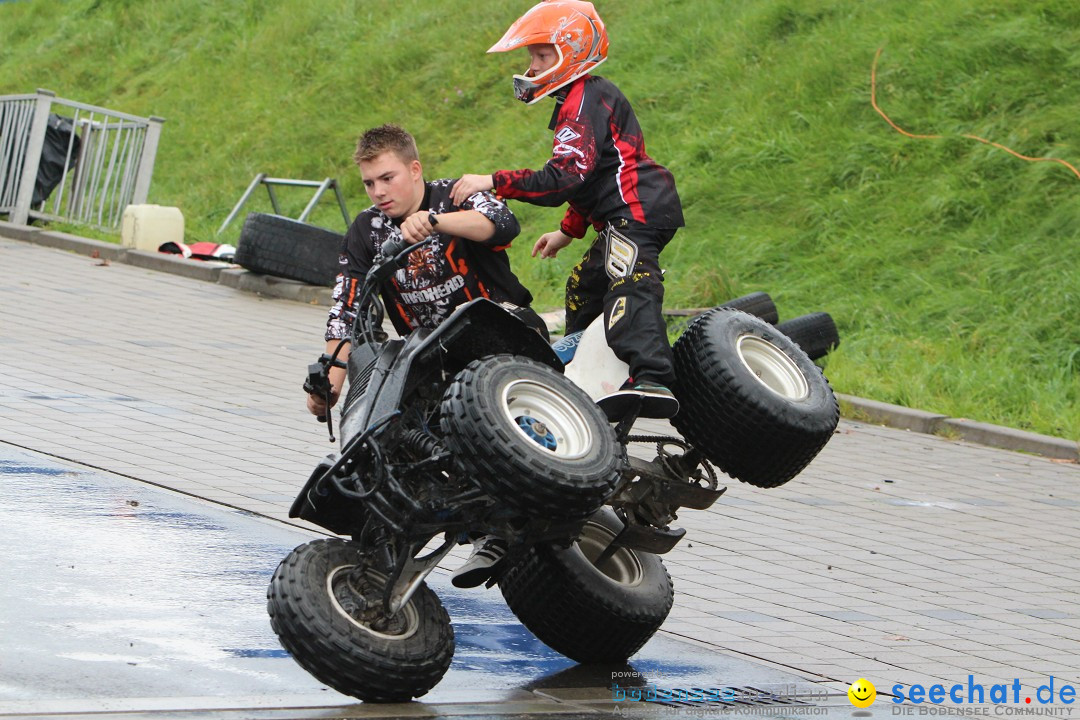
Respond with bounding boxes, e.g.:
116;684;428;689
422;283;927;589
3;0;1078;440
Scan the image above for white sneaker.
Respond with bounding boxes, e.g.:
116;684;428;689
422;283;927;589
451;535;507;588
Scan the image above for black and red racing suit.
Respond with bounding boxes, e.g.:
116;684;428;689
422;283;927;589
492;74;684;238
491;74;684;387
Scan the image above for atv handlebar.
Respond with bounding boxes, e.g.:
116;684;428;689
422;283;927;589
353;236;436;345
307;236;436;440
370;236;433;282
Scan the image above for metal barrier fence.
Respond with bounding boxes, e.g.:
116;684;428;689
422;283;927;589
0;88;163;230
217;174;352;235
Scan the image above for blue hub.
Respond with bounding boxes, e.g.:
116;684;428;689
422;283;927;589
516;416;557;451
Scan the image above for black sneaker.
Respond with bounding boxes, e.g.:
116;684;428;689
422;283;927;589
597;381;680;420
451;535;507;588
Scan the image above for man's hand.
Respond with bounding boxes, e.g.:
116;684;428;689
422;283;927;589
306;385;340;418
306;340;349;418
400;210;436;244
533;229;574;259
450;174;494;206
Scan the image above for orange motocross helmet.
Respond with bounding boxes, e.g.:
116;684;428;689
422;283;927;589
488;0;609;105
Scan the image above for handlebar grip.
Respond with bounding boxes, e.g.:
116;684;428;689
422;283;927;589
381;237;409;259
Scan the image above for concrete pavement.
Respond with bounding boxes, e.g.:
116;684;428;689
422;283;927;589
2;232;1080;714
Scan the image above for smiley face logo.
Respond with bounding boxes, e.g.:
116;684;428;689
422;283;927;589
848;678;876;708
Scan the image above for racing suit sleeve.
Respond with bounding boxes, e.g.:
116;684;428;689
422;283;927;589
559;207;590;239
458;189;520;248
325;220;374;341
491;82;600;208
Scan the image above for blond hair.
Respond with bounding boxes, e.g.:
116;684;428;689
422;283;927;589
354;124;419;165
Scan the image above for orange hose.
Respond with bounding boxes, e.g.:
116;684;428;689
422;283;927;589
871;46;1080;181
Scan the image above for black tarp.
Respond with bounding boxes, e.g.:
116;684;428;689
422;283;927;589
32;113;81;207
1;111;81;210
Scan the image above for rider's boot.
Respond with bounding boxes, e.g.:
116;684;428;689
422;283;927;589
597;380;679;421
452;535;507;589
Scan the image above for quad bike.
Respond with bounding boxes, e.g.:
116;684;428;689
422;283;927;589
266;237;840;702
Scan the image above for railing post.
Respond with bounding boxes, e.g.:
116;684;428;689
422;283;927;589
131;115;164;205
11;89;55;225
332;179;352;228
298;178;333;222
216;173;266;235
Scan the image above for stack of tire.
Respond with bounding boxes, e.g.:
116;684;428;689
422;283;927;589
234;212;344;287
719;291;840;361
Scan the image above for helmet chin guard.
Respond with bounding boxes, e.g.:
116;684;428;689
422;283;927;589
512;74;544;105
489;1;609;104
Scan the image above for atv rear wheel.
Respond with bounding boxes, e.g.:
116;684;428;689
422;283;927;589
440;355;621;521
671;308;838;488
267;539;453;702
499;507;673;663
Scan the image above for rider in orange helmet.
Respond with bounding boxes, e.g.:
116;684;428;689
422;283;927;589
452;0;685;422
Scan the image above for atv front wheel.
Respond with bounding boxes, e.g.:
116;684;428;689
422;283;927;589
440;355;621;521
499;507;673;663
267;539;453;702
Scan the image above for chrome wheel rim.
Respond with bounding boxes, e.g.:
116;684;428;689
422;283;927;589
327;565;419;640
576;521;644;586
501;379;593;459
736;334;809;401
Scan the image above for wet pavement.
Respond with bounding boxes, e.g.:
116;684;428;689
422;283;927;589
0;445;826;718
2;235;1080;719
0;445;315;702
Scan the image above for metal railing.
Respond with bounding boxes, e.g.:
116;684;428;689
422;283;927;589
0;88;164;230
217;173;351;235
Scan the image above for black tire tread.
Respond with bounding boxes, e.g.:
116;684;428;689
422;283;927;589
671;308;839;489
721;291;779;324
499;509;673;663
775;312;840;361
235;212;343;287
267;539;453;702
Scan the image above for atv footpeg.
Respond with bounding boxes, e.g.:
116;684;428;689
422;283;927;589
614;522;686;555
665;482;726;510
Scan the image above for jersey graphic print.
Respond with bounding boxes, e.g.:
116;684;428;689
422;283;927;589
387;235;464;329
554;125;581;144
327;179;531;339
552;119;594;177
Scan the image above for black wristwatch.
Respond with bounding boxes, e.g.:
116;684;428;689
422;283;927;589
428;210;439;228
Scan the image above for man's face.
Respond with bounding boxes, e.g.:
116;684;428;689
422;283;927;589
526;43;559;77
359;150;423;219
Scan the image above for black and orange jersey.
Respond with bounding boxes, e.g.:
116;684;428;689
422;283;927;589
326;179;532;339
491;75;684;239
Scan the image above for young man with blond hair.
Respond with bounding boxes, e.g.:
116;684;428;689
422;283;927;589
307;123;545;420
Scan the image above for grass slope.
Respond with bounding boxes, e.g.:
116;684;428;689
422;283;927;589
2;0;1077;440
